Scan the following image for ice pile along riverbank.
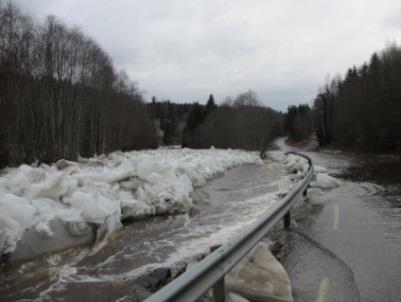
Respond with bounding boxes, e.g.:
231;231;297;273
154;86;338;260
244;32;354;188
0;148;260;258
284;153;340;189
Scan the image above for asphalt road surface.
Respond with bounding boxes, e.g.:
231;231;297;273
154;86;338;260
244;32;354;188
281;150;401;302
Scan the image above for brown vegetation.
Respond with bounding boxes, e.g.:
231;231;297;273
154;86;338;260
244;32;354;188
0;2;156;168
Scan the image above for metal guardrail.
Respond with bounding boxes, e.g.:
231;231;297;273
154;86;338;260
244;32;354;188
145;152;314;302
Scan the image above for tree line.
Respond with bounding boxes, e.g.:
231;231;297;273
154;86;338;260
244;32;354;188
284;104;313;142
146;92;284;153
283;45;401;152
1;1;286;168
313;44;401;151
181;91;284;154
0;2;156;168
146;97;192;145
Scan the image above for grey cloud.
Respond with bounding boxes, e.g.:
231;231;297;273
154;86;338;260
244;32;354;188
383;7;401;28
13;0;401;110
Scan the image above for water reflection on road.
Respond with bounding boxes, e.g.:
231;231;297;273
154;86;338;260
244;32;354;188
2;149;401;302
281;150;401;302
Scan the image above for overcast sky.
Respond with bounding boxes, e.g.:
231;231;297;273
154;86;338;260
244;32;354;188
14;0;401;110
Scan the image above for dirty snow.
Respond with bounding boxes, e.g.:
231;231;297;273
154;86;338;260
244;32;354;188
0;148;260;255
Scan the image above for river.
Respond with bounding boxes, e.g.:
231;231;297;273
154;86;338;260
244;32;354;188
0;160;287;302
1;149;401;302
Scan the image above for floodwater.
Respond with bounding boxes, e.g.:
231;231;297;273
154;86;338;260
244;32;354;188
0;161;287;302
2;149;401;302
281;150;401;302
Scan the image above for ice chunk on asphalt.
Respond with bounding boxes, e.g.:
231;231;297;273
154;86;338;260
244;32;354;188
226;242;293;302
314;165;328;173
311;173;340;190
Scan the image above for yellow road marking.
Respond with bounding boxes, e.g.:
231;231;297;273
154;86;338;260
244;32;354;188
316;277;330;302
333;204;339;230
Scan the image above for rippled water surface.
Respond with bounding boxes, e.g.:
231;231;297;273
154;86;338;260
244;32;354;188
282;150;401;302
0;161;287;301
2;150;401;302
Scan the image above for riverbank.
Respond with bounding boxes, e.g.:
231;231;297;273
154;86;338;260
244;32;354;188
0;148;260;263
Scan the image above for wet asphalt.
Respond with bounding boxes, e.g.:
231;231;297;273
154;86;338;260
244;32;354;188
281;150;401;302
2;147;401;302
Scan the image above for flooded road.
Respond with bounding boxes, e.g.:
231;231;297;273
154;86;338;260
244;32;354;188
2;147;401;302
281;150;401;302
0;161;287;302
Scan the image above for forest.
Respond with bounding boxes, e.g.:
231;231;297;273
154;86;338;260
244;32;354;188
181;91;283;153
146;98;192;146
283;45;401;152
3;1;398;171
312;45;401;152
284;104;313;142
0;2;284;168
146;92;284;153
0;2;157;168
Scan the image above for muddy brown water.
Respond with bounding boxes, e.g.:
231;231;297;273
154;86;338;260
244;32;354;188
0;161;287;302
2;151;401;302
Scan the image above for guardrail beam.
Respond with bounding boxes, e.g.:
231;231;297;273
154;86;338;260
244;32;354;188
144;152;314;302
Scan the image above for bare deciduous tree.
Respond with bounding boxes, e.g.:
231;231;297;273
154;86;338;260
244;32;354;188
0;2;157;168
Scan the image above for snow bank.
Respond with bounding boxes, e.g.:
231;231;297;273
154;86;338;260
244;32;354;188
0;148;260;256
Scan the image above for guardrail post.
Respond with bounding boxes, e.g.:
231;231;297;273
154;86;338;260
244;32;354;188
213;276;226;302
210;245;226;302
284;211;291;229
144;152;314;302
